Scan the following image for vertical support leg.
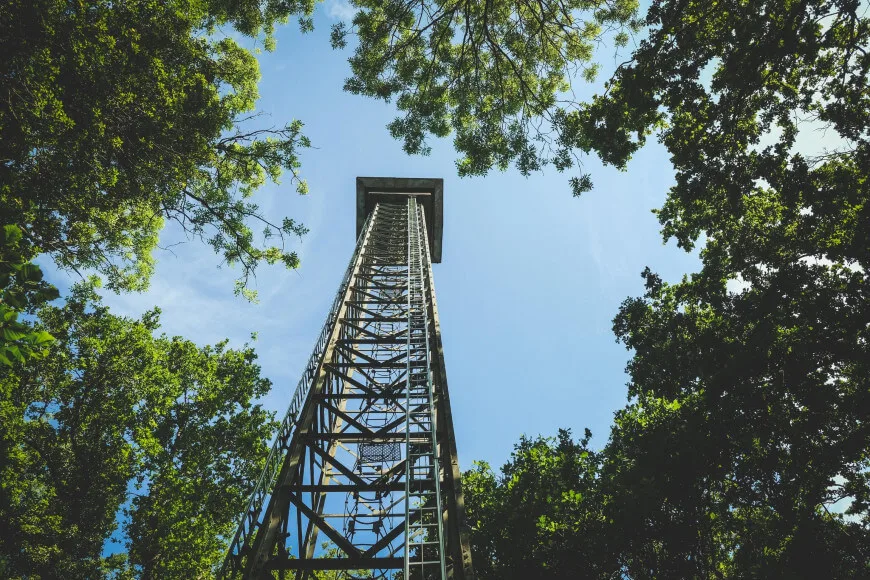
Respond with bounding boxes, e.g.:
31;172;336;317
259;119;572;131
221;195;475;580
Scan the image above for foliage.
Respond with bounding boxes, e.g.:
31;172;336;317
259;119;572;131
583;0;870;254
0;225;59;366
0;0;316;298
604;268;870;577
465;0;870;577
600;0;870;574
0;285;276;579
333;0;641;195
463;429;614;579
466;417;869;578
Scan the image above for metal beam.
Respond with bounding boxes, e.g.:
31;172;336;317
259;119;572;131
268;558;404;570
221;186;474;580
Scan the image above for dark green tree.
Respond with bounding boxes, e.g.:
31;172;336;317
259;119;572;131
0;285;276;579
606;266;870;577
463;429;614;579
464;0;870;576
597;0;870;575
1;0;317;298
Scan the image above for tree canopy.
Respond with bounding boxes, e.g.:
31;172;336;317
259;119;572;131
333;0;641;195
2;0;868;576
463;0;870;577
1;0;316;298
601;0;870;571
466;415;869;578
463;429;615;578
0;285;275;579
0;225;58;367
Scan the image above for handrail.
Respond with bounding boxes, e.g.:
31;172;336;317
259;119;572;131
218;209;377;578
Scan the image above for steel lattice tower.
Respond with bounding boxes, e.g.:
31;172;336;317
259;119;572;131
220;178;475;580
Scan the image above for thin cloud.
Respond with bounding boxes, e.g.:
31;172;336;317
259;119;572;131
327;0;356;22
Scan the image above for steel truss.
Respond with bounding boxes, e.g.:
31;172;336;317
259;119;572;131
220;197;475;580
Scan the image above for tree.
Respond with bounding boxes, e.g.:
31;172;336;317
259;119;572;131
463;429;615;579
332;0;641;195
598;0;870;575
464;0;869;575
1;0;316;298
0;285;276;579
606;267;870;577
0;224;58;367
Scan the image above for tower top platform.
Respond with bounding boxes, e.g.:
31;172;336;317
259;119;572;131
356;177;443;263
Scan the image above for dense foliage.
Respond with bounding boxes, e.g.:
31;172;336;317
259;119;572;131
0;286;276;579
1;0;316;298
2;0;868;576
463;430;615;578
464;0;870;577
602;0;870;574
0;225;59;367
466;419;869;579
334;0;641;195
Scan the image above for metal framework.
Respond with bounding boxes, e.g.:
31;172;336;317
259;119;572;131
220;179;475;580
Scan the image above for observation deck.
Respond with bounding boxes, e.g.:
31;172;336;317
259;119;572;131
356;176;444;263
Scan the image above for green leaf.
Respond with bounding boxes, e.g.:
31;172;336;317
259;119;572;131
1;327;27;341
32;330;55;345
2;224;23;244
19;263;43;283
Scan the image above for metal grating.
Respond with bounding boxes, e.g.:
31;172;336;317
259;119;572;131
359;442;402;464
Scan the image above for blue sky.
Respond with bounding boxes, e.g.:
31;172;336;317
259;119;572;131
42;1;703;470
